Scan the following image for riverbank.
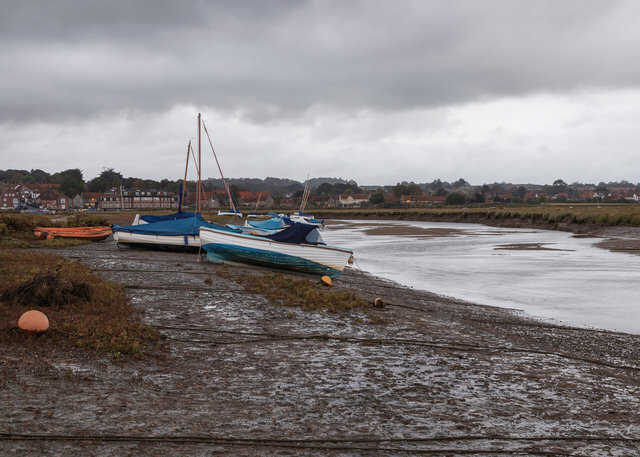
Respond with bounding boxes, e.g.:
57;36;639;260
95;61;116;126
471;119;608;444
2;240;640;455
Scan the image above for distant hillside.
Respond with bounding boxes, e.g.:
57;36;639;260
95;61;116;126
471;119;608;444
306;177;353;189
203;177;304;195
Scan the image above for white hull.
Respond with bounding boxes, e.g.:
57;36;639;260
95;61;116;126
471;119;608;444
199;226;352;277
113;230;201;248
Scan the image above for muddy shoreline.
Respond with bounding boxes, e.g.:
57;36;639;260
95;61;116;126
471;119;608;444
2;241;640;455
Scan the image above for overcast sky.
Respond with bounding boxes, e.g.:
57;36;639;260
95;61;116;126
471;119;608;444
1;0;640;185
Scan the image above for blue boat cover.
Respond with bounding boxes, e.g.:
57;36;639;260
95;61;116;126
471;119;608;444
267;222;322;245
247;217;288;230
113;213;240;237
140;211;195;223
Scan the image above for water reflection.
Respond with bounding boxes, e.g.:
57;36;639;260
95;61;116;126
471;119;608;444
324;220;640;334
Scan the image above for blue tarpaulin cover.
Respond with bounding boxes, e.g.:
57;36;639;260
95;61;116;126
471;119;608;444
140;211;195;223
113;213;240;237
247;217;290;230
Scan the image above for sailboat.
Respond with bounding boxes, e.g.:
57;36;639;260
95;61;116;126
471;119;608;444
290;178;325;227
113;114;228;250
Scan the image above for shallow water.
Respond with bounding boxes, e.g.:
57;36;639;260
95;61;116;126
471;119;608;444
324;220;640;334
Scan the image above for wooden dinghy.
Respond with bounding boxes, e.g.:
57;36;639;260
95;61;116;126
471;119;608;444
34;226;112;241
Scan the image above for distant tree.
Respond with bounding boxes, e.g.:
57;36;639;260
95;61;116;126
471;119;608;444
551;179;567;194
407;183;423;195
452;178;469;188
434;188;448;197
516;186;527;199
52;168;84;197
369;192;385;205
392;184;410;197
429;179;444;191
445;192;466;205
316;183;334;195
0;169;29;183
60;176;84;197
470;192;486;203
30;169;51;183
165;180;179;194
87;168;123;192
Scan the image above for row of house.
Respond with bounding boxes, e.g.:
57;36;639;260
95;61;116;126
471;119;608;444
6;181;637;213
0;183;70;211
1;182;382;211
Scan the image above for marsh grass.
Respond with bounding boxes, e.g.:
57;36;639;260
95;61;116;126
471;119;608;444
239;272;369;313
0;250;158;355
65;214;111;227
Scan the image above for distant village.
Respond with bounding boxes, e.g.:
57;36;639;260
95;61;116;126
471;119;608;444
1;168;639;212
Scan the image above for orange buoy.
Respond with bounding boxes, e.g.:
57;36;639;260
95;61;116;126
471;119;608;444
18;310;49;332
320;276;332;287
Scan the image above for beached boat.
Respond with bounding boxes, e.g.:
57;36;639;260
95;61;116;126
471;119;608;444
290;178;324;227
218;209;243;218
290;211;325;227
112;213;233;250
199;222;353;278
114;114;230;250
33;226;112;241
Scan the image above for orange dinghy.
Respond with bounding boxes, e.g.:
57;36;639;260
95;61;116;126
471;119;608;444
33;226;112;241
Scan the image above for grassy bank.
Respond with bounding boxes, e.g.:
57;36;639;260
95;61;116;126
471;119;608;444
0;212;158;356
0;250;159;356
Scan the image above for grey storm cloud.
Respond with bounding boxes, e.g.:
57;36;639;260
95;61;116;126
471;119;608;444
2;0;640;123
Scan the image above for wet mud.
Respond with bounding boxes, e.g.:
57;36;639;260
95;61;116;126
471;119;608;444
2;240;640;456
493;243;573;251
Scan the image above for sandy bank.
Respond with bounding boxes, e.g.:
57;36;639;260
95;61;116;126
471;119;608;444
2;240;640;456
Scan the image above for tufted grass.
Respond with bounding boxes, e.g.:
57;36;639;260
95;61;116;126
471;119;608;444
0;250;158;356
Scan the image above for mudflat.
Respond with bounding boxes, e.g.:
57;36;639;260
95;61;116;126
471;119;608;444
2;240;640;456
330;218;640;256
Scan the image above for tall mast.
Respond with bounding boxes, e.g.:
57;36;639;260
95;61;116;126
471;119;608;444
197;113;202;213
180;140;191;212
299;174;309;213
201;120;238;218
